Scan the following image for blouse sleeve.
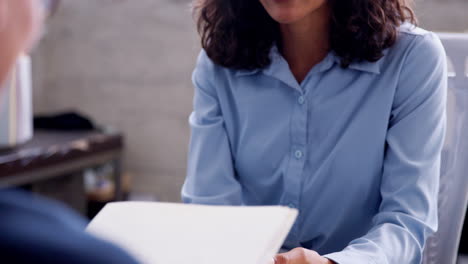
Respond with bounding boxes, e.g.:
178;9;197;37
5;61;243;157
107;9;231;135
181;51;243;205
325;32;447;264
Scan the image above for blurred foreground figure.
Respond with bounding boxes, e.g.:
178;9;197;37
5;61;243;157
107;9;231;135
0;0;138;263
0;190;138;264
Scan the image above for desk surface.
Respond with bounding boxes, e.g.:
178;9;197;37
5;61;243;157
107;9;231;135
0;130;123;179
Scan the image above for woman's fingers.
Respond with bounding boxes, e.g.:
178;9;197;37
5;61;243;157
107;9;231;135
274;254;290;264
266;257;276;264
273;247;324;264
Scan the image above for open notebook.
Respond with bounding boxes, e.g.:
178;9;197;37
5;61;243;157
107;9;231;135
87;202;298;264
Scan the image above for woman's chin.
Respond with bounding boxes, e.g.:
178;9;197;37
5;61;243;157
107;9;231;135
270;12;304;25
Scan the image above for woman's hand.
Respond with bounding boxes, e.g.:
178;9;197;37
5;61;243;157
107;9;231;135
272;248;335;264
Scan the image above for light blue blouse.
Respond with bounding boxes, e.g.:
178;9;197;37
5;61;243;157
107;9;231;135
182;24;447;264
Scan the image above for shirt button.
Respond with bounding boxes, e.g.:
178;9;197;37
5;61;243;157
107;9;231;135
298;96;305;105
294;150;303;159
288;203;296;209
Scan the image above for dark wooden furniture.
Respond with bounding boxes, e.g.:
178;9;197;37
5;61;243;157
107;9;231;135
0;130;124;201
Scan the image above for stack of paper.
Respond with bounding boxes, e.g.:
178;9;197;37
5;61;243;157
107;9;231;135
87;202;298;264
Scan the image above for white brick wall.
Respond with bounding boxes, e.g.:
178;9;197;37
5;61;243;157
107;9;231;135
32;0;468;202
32;0;199;202
415;0;468;32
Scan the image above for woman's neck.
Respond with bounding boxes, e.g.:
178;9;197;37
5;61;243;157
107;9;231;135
279;3;331;84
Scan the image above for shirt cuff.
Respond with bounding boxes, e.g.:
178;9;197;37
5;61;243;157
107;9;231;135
323;250;375;264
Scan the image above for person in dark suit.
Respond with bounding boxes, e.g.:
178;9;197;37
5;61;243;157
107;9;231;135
0;190;139;264
0;1;138;263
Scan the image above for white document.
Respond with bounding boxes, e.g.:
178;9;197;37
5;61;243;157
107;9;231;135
87;202;298;264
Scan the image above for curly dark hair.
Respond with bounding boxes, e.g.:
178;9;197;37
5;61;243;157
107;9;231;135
194;0;417;70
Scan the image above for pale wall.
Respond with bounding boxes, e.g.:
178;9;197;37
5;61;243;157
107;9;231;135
33;0;198;202
416;0;468;32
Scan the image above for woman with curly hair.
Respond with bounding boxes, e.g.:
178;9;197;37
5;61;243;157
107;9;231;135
182;0;447;263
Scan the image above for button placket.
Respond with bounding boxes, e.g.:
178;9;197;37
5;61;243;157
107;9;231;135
282;90;309;241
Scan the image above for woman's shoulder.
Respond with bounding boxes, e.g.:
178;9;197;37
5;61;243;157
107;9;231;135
195;50;214;69
398;22;433;37
194;50;218;79
194;49;253;80
386;24;447;101
195;49;237;74
192;49;244;95
390;23;446;62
